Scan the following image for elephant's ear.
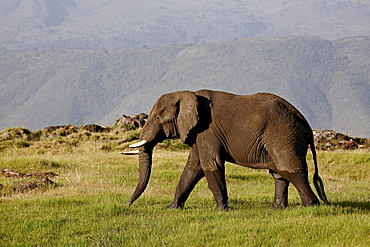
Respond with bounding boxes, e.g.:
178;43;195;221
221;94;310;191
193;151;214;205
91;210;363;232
176;91;199;143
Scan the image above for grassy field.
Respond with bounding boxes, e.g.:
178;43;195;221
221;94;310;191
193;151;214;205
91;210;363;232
0;134;369;246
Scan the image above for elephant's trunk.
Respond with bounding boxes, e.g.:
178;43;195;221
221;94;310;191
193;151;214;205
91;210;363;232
127;147;153;206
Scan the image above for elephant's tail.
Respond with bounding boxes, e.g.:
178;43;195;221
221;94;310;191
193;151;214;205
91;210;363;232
310;141;330;205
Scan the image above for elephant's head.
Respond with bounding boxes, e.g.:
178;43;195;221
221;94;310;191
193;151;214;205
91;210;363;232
127;91;199;206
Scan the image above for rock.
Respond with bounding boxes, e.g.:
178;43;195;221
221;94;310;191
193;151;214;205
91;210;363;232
338;139;358;150
43;125;78;137
313;130;369;150
15;177;54;192
1;133;12;140
2;168;58;178
80;124;107;133
2;168;25;177
115;113;148;130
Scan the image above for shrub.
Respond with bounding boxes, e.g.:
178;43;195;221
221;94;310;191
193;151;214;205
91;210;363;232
13;140;31;148
161;139;189;151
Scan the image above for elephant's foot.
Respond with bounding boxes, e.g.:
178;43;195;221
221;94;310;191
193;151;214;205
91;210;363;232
271;170;290;210
272;201;288;209
167;202;184;209
301;195;320;207
215;204;233;211
272;198;288;209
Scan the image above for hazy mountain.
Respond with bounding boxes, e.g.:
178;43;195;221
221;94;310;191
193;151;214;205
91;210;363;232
1;36;369;137
1;0;370;50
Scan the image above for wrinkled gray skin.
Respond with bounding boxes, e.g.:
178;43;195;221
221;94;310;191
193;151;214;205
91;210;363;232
128;90;329;210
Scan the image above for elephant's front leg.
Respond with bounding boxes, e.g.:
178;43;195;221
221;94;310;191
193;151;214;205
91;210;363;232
203;167;230;211
270;170;290;209
168;147;204;209
197;135;230;210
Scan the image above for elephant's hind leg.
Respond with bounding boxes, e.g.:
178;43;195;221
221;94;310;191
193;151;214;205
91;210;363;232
270;149;319;207
270;170;290;209
279;170;320;207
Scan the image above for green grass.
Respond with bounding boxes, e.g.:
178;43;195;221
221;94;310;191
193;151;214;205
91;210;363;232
0;139;369;246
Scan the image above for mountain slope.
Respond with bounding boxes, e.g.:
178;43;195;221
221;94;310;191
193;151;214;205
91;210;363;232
1;0;370;50
1;37;370;137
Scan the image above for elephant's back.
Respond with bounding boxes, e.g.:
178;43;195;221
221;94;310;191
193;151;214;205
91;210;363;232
251;93;309;125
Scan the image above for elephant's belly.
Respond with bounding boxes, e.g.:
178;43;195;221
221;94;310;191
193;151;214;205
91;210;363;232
228;149;273;170
220;132;274;169
235;160;271;169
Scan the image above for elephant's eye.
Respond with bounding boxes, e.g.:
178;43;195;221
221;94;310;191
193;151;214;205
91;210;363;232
155;116;160;121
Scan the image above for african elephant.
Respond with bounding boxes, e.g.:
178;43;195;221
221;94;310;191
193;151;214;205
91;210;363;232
127;89;329;210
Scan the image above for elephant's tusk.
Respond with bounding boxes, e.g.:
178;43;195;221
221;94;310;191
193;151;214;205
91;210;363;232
119;150;140;155
129;140;147;148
